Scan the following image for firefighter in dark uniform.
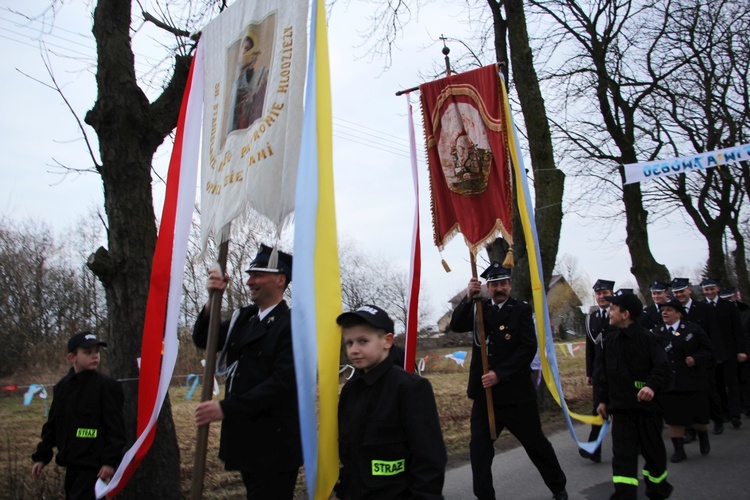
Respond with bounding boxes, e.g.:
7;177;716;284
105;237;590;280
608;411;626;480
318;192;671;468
597;292;673;500
193;245;302;499
652;296;714;462
639;281;670;331
580;279;615;463
720;287;750;415
450;263;568;500
701;278;747;429
671;277;726;435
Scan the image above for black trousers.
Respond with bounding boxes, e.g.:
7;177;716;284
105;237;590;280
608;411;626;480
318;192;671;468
64;466;99;500
240;467;298;499
610;411;672;500
715;359;741;419
470;397;566;499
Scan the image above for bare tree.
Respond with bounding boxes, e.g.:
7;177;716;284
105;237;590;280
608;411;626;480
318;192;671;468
529;0;749;296
31;0;227;496
339;240;433;333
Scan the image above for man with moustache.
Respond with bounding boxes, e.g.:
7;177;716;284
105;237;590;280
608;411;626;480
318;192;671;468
701;278;747;429
450;262;568;500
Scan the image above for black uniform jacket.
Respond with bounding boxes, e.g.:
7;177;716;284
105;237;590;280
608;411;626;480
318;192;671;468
652;321;713;392
193;300;302;471
708;298;746;356
685;300;726;362
585;309;617;384
598;323;672;414
638;303;663;331
338;357;446;499
32;368;125;470
450;295;537;405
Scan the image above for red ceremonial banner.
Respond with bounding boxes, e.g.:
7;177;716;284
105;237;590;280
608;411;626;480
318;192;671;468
419;65;513;252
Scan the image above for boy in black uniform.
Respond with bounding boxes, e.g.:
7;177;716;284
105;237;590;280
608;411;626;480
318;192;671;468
450;263;568;500
598;293;673;499
336;305;446;499
581;278;615;463
31;331;125;499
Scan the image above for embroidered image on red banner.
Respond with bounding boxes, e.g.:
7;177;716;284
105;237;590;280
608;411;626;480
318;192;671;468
419;65;513;252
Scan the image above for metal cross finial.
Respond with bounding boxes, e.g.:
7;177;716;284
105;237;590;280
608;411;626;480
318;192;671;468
440;34;452;76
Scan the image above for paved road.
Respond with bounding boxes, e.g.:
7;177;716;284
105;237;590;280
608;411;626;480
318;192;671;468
443;418;750;499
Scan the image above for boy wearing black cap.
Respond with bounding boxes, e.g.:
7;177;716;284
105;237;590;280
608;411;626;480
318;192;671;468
192;244;302;498
597;293;673;499
336;305;446;499
31;332;125;499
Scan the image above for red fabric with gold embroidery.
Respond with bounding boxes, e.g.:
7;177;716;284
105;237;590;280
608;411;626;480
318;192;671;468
419;65;513;252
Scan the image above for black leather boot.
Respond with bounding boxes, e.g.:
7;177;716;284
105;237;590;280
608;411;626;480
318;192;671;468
697;431;710;455
670;437;686;463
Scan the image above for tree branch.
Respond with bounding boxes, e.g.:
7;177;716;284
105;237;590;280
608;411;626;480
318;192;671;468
142;10;191;38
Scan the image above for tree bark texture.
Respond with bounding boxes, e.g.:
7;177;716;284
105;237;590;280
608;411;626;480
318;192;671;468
83;0;191;496
484;0;565;302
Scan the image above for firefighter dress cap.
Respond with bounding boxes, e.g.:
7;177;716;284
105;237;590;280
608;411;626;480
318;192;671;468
719;287;737;299
615;288;634;296
604;293;643;318
670;278;690;292
245;244;293;282
593;279;615;292
480;262;511;282
660;295;685;315
650;281;669;291
336;304;395;333
700;277;720;288
68;331;108;353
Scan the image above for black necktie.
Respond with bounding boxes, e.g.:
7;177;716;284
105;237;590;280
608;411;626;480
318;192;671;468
668;326;675;335
711;300;717;307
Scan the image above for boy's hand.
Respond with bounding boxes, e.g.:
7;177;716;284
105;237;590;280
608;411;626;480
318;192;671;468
98;465;115;481
31;461;45;479
596;403;608;419
637;386;654;402
195;400;224;426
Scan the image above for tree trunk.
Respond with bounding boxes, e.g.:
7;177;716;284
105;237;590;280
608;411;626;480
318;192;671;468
83;0;191;496
504;0;565;295
484;0;565;301
621;183;670;296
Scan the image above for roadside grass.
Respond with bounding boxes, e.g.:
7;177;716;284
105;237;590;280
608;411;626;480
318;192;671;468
0;342;589;498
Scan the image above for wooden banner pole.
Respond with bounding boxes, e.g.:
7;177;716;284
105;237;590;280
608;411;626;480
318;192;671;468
470;251;498;440
190;240;229;500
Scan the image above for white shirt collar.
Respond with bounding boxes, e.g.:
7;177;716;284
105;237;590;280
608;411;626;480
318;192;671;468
258;301;281;321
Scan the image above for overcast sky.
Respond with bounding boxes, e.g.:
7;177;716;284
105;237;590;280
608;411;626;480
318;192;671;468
0;0;709;322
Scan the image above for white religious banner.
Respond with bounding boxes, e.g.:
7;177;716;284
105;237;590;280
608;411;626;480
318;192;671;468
200;0;308;247
623;142;750;185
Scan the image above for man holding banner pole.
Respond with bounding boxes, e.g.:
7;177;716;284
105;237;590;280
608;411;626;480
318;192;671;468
450;262;568;500
193;245;301;499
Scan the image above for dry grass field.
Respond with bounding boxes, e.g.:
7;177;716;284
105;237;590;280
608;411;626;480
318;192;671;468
1;343;589;499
